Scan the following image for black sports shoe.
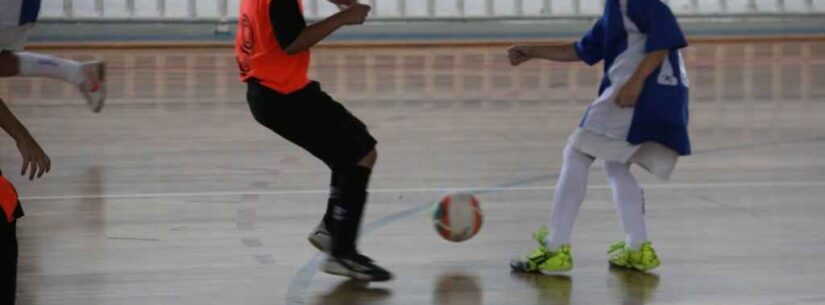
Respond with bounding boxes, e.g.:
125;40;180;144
322;253;393;282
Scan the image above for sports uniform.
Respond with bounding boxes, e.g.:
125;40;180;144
236;0;391;282
512;0;689;273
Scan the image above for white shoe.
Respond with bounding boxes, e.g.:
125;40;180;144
78;61;106;113
308;221;331;253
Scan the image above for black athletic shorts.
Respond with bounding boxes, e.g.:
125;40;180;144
0;171;20;305
246;80;377;170
0;213;17;305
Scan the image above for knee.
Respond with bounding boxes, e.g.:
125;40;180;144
0;51;18;76
562;146;594;170
603;161;630;178
357;148;377;169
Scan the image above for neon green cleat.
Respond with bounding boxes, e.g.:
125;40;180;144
510;226;573;273
608;241;661;272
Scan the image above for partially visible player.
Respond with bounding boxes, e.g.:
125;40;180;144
0;91;50;305
1;0;106;113
508;0;691;273
235;0;392;281
1;1;105;303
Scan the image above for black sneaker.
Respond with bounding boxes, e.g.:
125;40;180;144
322;253;394;282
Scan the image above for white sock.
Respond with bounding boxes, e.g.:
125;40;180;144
604;161;648;250
16;52;85;86
546;145;594;251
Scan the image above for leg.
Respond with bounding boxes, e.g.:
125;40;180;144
603;161;648;250
1;50;106;111
323;172;342;227
0;23;106;112
330;148;376;257
1;26;83;82
325;150;392;281
321;149;373;228
246;82;390;281
0;51;19;77
306;172;341;252
8;51;84;85
13;51;107;113
357;149;377;169
546;145;595;250
510;145;592;273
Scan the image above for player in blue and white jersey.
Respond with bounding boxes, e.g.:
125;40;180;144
509;0;690;273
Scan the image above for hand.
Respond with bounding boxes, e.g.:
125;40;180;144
508;45;534;66
615;79;643;108
16;135;50;180
338;3;371;25
328;0;357;9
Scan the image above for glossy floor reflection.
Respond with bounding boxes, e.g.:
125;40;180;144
0;42;824;305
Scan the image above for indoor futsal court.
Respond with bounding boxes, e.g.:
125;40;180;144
1;1;825;305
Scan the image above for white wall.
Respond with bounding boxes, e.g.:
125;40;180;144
39;0;823;19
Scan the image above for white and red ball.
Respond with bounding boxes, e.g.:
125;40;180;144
432;193;483;242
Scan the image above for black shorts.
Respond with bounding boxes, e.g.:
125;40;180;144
0;171;19;305
0;217;17;305
246;81;377;170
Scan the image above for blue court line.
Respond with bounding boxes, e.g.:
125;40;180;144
285;135;825;305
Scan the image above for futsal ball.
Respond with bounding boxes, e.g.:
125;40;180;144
433;193;483;242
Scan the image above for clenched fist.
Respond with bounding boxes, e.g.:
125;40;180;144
338;3;371;25
508;45;534;66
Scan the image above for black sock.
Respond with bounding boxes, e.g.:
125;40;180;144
331;165;371;258
323;172;342;228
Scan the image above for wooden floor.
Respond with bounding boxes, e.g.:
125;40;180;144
1;42;824;305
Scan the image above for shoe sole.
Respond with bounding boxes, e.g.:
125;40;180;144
510;260;571;273
609;261;660;272
322;263;392;282
509;260;540;273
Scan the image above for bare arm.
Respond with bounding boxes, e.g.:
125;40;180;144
0;98;50;180
0;101;29;144
615;49;668;108
508;42;581;66
283;4;370;55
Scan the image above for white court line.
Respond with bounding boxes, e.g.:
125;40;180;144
18;180;825;201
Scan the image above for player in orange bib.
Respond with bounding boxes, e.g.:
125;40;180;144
0;82;49;305
235;0;392;281
0;173;25;305
1;1;100;302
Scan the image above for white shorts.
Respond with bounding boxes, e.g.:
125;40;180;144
0;24;32;52
568;127;679;180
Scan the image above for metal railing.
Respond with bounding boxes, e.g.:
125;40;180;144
43;0;822;22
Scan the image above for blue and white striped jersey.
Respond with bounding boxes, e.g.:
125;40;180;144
575;0;691;155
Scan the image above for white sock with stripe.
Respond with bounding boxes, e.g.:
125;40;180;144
16;52;85;86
